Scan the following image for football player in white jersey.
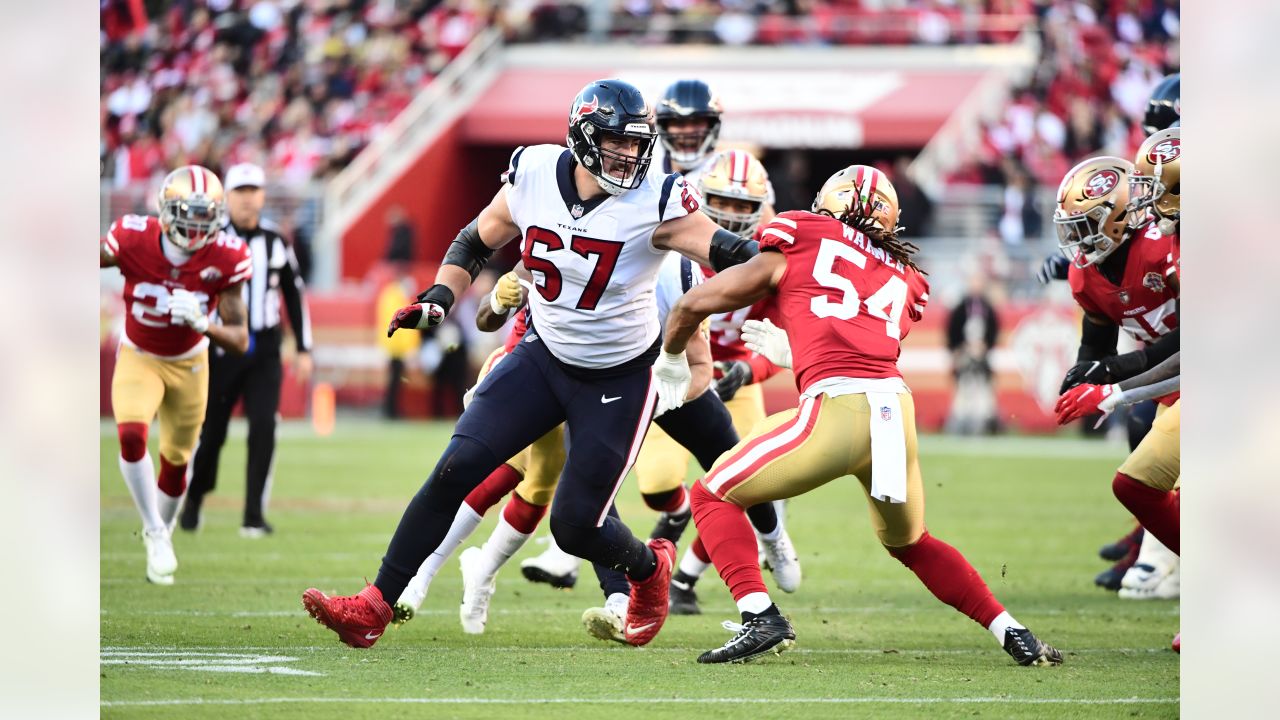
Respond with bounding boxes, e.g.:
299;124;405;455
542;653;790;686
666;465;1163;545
302;78;762;650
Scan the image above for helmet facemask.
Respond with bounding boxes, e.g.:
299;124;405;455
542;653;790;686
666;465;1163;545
657;116;721;167
1055;202;1129;268
569;122;656;196
159;193;224;251
701;191;763;239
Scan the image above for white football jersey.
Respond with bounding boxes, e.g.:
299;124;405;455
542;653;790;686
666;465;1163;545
503;144;699;368
655;251;704;328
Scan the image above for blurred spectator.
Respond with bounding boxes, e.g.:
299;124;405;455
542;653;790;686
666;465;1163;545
996;158;1041;245
384;205;417;265
945;274;1001;435
890;156;933;238
376;276;421;419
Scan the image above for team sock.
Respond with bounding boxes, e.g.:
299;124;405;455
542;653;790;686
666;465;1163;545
156;457;188;528
400;503;482;605
887;531;1005;629
677;537;711;580
745;500;780;536
643;485;689;514
464;463;523;515
120;452;165;534
475;516;534;580
1112;473;1179;554
986;610;1026;644
501;492;547;535
690;481;768;601
735;592;774;617
741;602;781;623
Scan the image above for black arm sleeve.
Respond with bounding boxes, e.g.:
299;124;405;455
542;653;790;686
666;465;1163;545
279;241;312;353
1106;327;1180;381
441;219;493;281
1076;315;1119;362
708;228;759;272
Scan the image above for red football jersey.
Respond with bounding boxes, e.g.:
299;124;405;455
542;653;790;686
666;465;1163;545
502;305;532;352
1068;220;1179;344
705;274;783;385
104;214;253;357
758;211;930;393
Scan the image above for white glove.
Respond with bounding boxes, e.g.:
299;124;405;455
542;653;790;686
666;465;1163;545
168;289;209;334
740;318;792;369
653;351;691;416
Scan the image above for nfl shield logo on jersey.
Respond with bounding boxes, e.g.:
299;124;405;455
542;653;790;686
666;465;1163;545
1117;290;1130;305
571;203;585;219
1142;271;1165;293
200;266;223;283
880;406;892;422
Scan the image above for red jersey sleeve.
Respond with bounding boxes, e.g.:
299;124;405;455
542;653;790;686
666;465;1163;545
757;211;808;253
216;234;254;291
1067;264;1105;317
106;214;159;276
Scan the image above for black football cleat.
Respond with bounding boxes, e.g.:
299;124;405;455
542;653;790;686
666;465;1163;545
649;509;692;544
697;614;795;664
1095;541;1140;590
1002;627;1063;666
669;576;701;615
1099;526;1143;562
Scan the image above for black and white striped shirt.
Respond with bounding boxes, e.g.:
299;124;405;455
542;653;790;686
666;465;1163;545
221;219;312;352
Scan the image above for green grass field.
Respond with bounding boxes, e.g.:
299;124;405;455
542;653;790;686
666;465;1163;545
101;419;1178;719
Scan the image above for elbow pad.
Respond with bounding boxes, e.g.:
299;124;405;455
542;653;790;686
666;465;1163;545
708;229;759;272
442;220;493;281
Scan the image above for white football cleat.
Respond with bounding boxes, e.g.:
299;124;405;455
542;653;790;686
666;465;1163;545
760;529;802;593
458;546;496;634
581;593;629;644
1118;561;1179;600
143;528;177;585
520;536;581;589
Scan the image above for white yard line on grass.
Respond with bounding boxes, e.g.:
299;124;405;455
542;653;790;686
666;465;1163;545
102;646;1170;656
100;605;1179;618
101;696;1177;708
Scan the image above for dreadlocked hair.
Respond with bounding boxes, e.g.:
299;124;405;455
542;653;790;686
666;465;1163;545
817;204;926;275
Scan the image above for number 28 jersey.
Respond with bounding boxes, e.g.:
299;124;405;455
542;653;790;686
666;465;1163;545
503;144;699;369
758;211;930;393
104;215;253;358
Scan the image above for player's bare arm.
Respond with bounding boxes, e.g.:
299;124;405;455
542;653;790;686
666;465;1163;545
653;209;757;272
388;186;521;336
684;322;714;399
206;282;250;354
100;241;118;268
1117;351;1180;392
663;251;785;355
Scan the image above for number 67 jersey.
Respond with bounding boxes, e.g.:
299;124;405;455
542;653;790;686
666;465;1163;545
105;215;253;358
503;144;699;369
758;211;930;393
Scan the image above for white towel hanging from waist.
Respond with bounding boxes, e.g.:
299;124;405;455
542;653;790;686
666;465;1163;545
867;391;908;504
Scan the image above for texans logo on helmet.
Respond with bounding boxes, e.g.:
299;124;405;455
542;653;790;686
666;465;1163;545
1147;138;1181;165
574;96;600;119
1084;170;1120;199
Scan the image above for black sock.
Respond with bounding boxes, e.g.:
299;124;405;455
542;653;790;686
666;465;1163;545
741;603;781;623
672;569;699;589
745;501;779;536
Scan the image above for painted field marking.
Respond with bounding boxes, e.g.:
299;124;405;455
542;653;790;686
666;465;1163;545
101;696;1177;708
101;650;322;677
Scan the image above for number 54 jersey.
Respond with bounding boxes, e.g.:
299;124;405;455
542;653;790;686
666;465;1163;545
105;215;253;358
758;211;930;393
502;144;699;369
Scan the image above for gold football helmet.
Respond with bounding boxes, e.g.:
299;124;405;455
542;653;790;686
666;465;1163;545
697;150;771;238
812;164;899;232
1053;156;1134;268
157;165;225;251
1130;127;1180;234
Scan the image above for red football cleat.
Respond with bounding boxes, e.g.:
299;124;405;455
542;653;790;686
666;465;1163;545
622;538;676;647
302;584;393;648
1172;632;1180;653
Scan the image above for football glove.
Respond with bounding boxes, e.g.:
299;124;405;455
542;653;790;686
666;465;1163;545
714;360;752;402
1059;359;1111;394
740;318;792;369
1055;383;1124;428
388;284;453;337
653;351;691;416
1036;254;1070;284
489;271;525;314
168;289;209;334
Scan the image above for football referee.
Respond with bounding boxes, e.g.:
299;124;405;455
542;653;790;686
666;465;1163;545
180;163;313;537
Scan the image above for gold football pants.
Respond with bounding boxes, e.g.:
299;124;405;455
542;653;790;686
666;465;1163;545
111;343;209;465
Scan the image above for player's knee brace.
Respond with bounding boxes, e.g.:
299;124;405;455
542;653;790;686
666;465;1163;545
118;422;149;462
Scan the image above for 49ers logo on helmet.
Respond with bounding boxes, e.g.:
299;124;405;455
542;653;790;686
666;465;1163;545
1147;138;1181;165
1083;169;1120;199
